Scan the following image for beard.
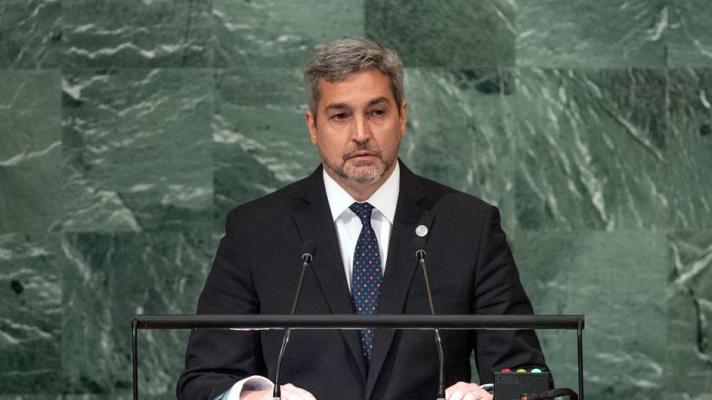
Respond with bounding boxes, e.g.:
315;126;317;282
321;144;397;186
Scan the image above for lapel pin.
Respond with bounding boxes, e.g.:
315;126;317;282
415;225;428;237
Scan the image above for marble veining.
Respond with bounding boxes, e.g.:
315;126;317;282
517;0;669;68
0;0;711;398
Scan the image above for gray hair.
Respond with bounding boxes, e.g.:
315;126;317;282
304;38;404;118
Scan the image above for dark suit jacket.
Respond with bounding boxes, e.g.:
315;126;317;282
177;163;547;400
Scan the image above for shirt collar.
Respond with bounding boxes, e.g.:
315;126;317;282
323;161;400;224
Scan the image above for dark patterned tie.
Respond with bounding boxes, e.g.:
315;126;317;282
349;202;383;363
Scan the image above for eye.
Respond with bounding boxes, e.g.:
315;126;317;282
331;112;349;121
368;109;386;117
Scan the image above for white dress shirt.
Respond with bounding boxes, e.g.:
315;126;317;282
323;161;400;290
222;162;401;400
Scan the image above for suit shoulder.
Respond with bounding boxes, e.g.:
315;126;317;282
416;174;496;216
225;174;309;222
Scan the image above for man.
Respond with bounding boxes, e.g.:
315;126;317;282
178;38;547;400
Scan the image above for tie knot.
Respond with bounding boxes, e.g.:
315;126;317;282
349;202;374;225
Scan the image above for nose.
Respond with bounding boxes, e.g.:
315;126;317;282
351;114;371;143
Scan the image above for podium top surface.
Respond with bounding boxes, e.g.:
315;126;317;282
131;314;585;331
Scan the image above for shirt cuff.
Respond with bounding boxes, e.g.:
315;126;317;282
222;375;274;400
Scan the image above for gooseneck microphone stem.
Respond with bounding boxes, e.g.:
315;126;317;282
273;330;291;400
273;243;315;400
416;248;446;400
417;250;436;316
290;254;312;315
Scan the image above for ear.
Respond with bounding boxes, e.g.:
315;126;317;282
399;101;408;138
304;110;318;145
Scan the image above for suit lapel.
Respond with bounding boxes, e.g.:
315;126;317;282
290;167;368;380
365;163;434;399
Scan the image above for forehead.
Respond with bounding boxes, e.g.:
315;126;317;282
317;70;395;108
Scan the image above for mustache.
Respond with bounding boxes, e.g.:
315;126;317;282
342;144;382;161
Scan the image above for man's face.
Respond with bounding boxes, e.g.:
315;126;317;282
305;69;407;191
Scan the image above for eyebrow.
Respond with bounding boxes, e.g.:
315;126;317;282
366;96;390;108
324;96;391;112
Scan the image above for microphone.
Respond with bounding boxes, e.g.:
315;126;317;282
412;235;446;400
273;240;316;399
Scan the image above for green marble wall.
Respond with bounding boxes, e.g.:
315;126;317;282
1;1;710;399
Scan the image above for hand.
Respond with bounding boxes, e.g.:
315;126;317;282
241;383;317;400
445;381;493;400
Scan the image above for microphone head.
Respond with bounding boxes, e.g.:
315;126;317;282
301;240;316;262
412;236;427;258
